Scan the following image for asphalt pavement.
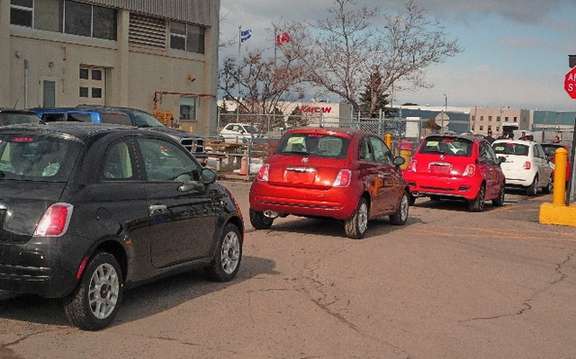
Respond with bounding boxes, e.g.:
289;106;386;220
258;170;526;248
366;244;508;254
0;183;575;359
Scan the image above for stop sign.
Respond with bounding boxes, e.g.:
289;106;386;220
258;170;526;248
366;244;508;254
564;67;576;99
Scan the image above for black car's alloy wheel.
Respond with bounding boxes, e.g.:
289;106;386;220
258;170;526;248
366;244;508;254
64;252;123;331
206;224;243;282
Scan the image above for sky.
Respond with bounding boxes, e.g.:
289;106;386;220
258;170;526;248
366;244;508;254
220;0;576;111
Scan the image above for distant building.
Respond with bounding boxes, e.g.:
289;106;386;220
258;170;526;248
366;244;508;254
397;105;471;135
218;100;353;128
0;0;220;135
531;110;576;144
469;107;530;137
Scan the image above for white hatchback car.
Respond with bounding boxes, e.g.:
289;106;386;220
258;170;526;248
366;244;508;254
492;140;553;195
219;123;260;144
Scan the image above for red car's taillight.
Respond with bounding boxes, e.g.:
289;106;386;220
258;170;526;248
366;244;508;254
524;161;532;170
463;164;476;177
257;164;270;182
409;159;417;172
34;203;74;237
333;169;352;187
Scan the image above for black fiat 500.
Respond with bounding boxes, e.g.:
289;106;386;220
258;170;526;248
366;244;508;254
0;123;244;330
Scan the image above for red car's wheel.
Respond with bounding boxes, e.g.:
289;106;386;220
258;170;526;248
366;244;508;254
468;184;486;212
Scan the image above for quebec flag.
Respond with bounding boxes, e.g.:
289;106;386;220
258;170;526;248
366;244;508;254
240;29;252;43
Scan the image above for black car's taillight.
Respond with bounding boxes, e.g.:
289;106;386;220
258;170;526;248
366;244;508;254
34;203;74;237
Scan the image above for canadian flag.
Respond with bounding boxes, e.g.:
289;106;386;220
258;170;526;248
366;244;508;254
276;32;291;46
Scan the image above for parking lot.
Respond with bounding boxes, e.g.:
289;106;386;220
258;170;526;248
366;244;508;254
0;182;575;359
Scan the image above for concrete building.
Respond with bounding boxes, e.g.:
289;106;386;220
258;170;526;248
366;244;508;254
0;0;219;135
469;107;530;137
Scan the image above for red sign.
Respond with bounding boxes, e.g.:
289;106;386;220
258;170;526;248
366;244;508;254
564;67;576;99
276;32;291;46
300;106;332;114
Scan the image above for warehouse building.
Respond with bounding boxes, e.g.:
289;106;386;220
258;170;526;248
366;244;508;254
0;0;219;134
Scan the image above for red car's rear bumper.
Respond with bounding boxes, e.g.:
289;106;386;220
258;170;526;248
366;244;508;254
404;172;480;200
250;182;360;220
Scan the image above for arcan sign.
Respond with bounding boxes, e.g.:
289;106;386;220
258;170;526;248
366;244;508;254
564;67;576;99
299;106;332;114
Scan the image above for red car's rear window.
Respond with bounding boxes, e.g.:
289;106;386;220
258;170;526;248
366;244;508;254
277;133;349;158
419;137;472;157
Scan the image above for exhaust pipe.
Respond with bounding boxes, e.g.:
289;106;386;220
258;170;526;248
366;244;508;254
264;210;279;219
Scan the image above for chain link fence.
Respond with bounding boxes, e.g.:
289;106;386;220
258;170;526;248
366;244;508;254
207;111;472;177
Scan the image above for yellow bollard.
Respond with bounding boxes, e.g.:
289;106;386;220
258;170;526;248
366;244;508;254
540;147;576;227
384;133;393;150
552;148;568;206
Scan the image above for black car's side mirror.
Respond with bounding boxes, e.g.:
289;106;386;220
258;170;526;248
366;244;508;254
497;157;506;164
201;168;217;185
393;156;406;167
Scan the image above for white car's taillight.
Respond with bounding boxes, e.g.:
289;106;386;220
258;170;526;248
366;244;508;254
34;203;74;237
257;164;270;182
463;164;476;177
333;169;352;187
524;161;532;170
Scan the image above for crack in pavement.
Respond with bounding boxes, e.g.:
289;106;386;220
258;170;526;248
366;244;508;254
461;250;575;323
292;246;412;359
130;334;239;354
0;327;70;359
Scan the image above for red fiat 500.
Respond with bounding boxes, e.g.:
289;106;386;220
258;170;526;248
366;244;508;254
403;135;506;212
249;128;409;239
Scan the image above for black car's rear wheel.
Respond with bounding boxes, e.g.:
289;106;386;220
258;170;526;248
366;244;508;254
344;198;369;239
64;252;123;331
390;192;410;225
250;209;274;230
206;224;243;282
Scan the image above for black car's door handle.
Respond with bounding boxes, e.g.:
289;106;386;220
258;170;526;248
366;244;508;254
149;204;168;215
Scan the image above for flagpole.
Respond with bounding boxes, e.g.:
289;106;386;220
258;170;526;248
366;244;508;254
274;28;277;67
237;25;242;122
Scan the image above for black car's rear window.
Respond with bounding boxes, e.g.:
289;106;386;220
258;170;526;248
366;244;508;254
0;134;81;182
278;134;349;158
0;113;40;126
419;137;472;157
493;143;529;156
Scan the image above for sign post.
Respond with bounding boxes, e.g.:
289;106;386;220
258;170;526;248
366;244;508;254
563;64;576;204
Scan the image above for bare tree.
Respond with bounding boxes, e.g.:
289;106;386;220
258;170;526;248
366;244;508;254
280;0;461;113
219;51;305;117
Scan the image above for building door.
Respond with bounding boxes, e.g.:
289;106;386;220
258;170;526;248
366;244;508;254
42;80;56;108
79;66;106;106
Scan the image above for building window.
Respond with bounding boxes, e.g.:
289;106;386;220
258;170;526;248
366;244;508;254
496;127;500;132
471;116;475;122
479;125;484;131
170;22;205;54
480;116;484;121
471;126;475;131
91;69;102;81
170;22;187;51
496;116;501;122
64;1;117;40
10;0;34;27
92;88;103;98
505;117;509;122
79;68;89;79
93;6;117;40
513;117;518;122
180;97;198;121
79;87;89;97
488;116;492;122
35;0;62;32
